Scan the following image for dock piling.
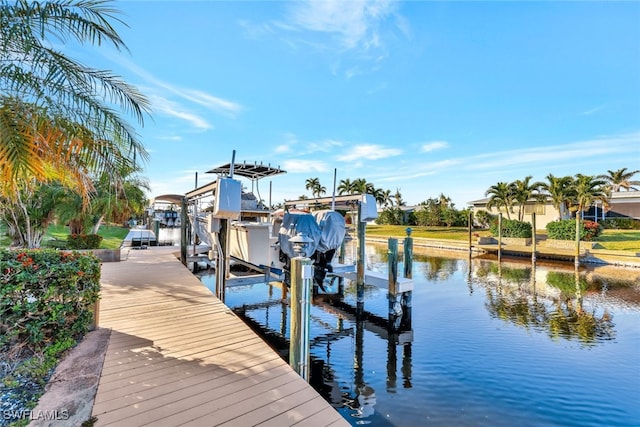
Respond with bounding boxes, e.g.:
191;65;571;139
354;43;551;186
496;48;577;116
531;212;537;263
388;238;401;330
356;203;366;315
289;256;312;381
402;230;413;330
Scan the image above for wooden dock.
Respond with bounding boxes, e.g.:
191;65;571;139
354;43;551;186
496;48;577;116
92;246;349;427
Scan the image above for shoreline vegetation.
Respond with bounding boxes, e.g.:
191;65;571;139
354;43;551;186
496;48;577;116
365;225;640;253
1;223;638;253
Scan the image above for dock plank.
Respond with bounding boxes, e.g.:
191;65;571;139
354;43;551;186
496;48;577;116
92;247;349;427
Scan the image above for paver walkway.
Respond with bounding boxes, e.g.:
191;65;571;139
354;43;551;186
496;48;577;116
91;246;349;427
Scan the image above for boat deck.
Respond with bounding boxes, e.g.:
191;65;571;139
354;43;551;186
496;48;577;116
92;246;348;427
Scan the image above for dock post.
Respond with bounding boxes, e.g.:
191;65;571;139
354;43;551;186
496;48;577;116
402;229;413;330
388;238;401;331
289;255;312;381
498;213;503;262
180;197;188;266
403;228;413;279
356;203;366;316
575;215;581;267
468;211;473;253
216;218;228;302
531;212;537;263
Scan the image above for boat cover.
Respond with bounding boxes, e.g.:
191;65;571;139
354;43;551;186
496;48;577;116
278;212;321;258
312;210;346;253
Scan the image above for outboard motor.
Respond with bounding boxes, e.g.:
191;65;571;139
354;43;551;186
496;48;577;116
278;212;321;287
311;210;346;289
278;210;346;290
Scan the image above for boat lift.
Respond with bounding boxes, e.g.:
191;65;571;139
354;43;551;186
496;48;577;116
181;161;414;331
180;160;288;300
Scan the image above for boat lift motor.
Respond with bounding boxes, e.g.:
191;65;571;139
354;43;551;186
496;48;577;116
311;210;346;289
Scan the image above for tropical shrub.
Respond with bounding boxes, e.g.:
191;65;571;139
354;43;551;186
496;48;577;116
1;250;101;422
490;218;532;238
546;219;603;241
547;219;578;240
0;250;101;351
413;205;440;226
377;207;405;225
582;220;603;241
67;233;103;249
600;218;640;230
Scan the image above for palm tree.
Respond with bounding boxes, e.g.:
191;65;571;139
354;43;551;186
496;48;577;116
511;176;544;221
437;193;452;209
379;189;393;207
485;182;515;220
570;174;609;217
304;177;325;198
337;178;354;195
85;165;150;233
541;174;574;220
0;179;64;248
393;188;406;206
598;168;640;193
352;178;376;195
0;0;150;202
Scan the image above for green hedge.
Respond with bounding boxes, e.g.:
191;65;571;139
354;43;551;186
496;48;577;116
600;218;640;230
490;218;532;238
546;219;603;241
0;249;101;351
67;233;103;249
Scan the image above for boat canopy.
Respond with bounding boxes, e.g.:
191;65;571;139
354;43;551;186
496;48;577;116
278;212;321;259
206;162;286;181
313;210;346;253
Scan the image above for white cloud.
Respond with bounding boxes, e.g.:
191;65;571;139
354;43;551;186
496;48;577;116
336;144;402;161
148;94;212;130
158;135;183;141
368;131;640;203
110;55;243;119
181;89;243;117
307;138;344;153
420;141;449;152
580;105;607;116
287;0;398;51
465;132;639;171
272;0;407;77
282;159;329;173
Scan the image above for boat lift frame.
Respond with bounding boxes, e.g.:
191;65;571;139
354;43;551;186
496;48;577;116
180;161;287;300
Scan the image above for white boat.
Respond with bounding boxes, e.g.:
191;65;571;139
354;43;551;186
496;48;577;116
122;227;157;248
183;160;374;291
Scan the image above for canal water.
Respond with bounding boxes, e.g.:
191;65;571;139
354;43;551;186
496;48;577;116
199;244;640;427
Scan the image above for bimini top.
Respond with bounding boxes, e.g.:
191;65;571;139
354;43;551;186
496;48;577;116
206;162;286;181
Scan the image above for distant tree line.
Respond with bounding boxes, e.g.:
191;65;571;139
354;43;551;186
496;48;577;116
301;167;639;228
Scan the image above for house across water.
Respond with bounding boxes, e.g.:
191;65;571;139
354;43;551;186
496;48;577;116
468;190;640;229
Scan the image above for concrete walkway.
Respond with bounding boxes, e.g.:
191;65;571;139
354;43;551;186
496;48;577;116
91;246;348;427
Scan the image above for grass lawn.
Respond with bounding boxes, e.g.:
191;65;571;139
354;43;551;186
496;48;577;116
366;225;489;241
43;224;129;249
0;222;9;247
365;224;640;252
593;230;640;252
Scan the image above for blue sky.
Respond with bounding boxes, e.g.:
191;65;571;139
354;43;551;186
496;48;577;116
73;0;640;208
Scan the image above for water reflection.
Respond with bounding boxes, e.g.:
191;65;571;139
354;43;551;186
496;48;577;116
467;259;618;346
204;245;640;426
